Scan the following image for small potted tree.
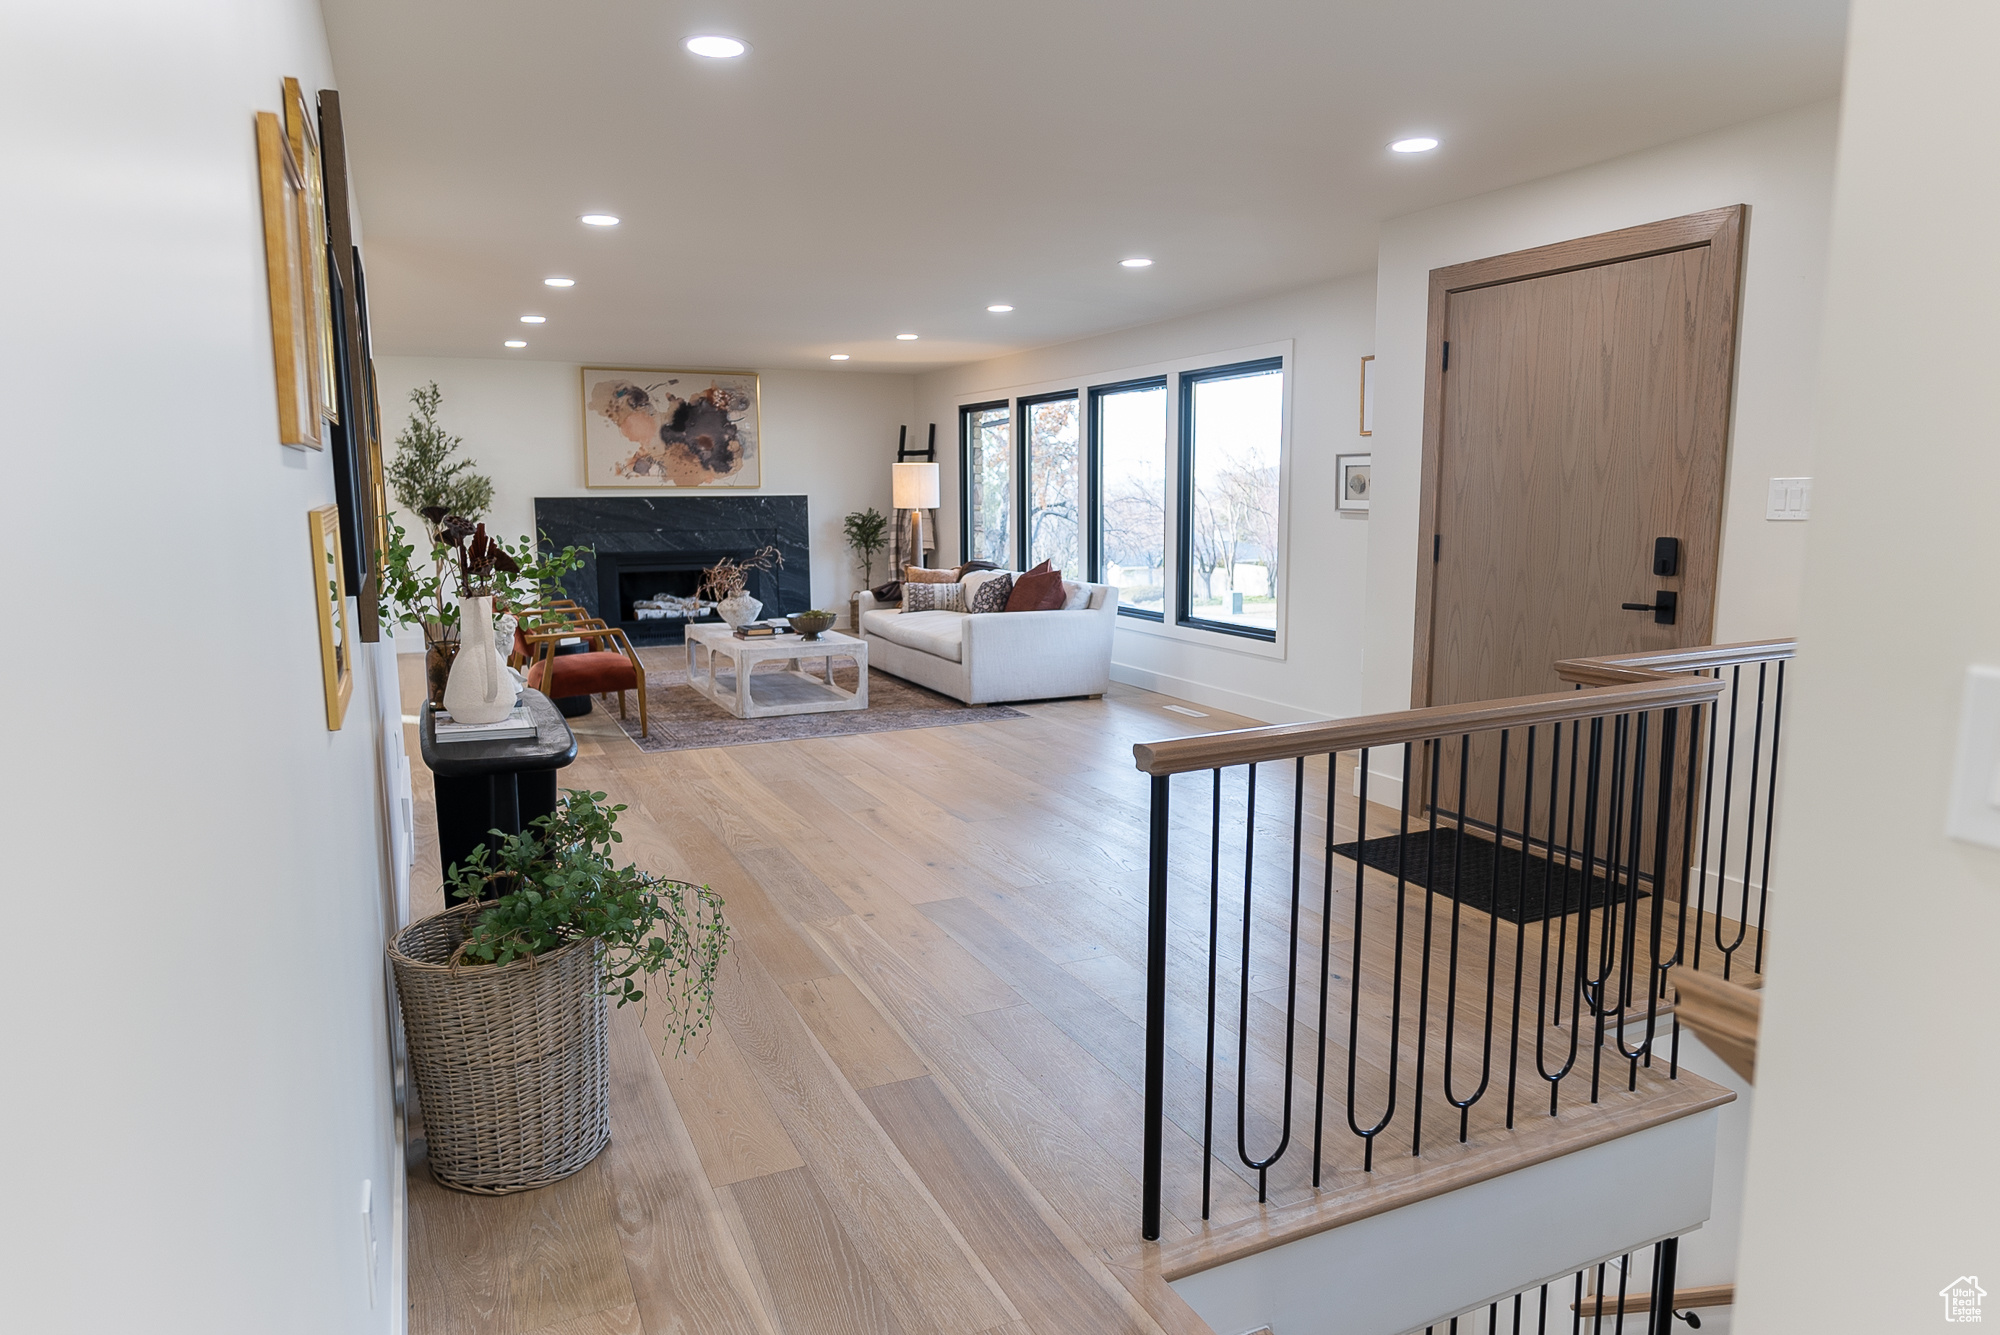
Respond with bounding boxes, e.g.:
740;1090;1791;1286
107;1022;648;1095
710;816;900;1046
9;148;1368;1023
389;790;726;1194
843;507;888;629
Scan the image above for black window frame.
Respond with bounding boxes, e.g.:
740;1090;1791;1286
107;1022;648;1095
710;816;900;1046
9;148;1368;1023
958;399;1011;567
1087;374;1170;622
1175;356;1285;641
1014;388;1082;574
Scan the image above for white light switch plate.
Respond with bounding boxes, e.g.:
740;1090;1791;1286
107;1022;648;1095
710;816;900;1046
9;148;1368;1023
1947;666;2000;850
1766;477;1812;520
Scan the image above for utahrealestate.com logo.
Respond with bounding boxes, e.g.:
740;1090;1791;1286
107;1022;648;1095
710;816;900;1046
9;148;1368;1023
1942;1277;1988;1323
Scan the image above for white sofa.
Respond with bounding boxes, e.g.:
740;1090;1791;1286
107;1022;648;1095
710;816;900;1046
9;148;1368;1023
856;581;1119;704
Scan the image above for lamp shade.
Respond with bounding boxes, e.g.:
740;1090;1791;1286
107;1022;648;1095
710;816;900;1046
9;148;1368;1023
892;461;941;510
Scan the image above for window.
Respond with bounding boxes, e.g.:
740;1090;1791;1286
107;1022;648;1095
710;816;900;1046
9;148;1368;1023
960;401;1011;566
1178;359;1283;638
1020;391;1081;573
1091;378;1168;618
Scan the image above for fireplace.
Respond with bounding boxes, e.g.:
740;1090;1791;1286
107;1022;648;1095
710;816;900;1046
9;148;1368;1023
534;496;810;646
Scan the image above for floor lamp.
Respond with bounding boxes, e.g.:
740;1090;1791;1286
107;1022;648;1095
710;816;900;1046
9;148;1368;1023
893;462;940;569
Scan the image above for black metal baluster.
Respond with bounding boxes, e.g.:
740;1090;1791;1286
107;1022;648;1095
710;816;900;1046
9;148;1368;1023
1577;718;1606;1104
1755;661;1785;973
1446;730;1505;1142
1142;773;1170;1241
1506;726;1536;1127
1709;666;1743;976
1537;721;1583;1116
1692;669;1723;973
1346;743;1414;1172
1725;664;1770;982
1613;713;1652;1090
1201;768;1222;1220
1313;750;1347;1186
1412;738;1444;1156
1235;762;1303;1200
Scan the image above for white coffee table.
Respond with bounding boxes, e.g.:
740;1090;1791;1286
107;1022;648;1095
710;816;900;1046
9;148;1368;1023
685;623;868;719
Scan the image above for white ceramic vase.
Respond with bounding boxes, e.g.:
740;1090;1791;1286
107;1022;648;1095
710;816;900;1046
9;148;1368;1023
716;592;762;628
443;594;519;723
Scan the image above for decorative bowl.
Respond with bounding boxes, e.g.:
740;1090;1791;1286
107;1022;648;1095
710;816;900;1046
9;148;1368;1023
788;610;837;641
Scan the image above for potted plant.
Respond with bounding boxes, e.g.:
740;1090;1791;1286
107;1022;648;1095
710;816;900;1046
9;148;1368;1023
698;543;784;627
843;507;888;630
389;789;727;1194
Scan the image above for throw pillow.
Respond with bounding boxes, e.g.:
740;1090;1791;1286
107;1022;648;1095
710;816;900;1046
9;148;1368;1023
1005;564;1066;612
964;570;1014;614
1061;580;1089;610
870;579;902;603
953;558;1001;580
904;566;957;584
903;580;965;613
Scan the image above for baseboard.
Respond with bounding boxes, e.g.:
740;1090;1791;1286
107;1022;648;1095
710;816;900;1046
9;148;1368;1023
1108;662;1329;725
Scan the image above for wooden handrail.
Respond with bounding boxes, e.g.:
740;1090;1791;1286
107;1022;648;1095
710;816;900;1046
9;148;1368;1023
1131;676;1724;777
1575;1282;1735;1315
1556;637;1796;686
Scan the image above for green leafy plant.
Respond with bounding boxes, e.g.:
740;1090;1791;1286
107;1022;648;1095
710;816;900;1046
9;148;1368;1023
447;790;728;1051
843;507;889;587
386;382;493;530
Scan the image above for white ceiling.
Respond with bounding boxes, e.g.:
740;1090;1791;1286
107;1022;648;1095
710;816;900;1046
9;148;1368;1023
322;0;1846;372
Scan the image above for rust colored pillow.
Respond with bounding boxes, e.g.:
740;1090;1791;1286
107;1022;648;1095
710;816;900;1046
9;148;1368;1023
904;566;956;584
1005;562;1066;612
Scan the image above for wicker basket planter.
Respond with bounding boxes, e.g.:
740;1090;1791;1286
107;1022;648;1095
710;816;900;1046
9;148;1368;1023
389;900;610;1194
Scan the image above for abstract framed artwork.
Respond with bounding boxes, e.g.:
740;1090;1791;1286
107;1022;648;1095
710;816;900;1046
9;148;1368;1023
1359;354;1376;436
581;367;762;488
1336;452;1372;513
309;503;353;729
255;110;319;449
283;77;337;430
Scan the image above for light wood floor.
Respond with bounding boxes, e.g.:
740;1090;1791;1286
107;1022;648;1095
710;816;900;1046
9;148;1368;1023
398;662;1730;1335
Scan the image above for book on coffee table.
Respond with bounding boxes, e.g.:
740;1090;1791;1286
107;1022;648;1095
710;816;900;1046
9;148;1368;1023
434;702;537;743
733;622;783;638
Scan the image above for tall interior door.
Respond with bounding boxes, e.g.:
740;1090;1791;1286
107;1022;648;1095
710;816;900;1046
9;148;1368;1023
1413;206;1745;858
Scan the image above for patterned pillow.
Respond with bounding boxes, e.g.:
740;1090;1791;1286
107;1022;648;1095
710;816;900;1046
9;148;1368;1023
964;571;1014;614
904;566;957;584
903;580;965;613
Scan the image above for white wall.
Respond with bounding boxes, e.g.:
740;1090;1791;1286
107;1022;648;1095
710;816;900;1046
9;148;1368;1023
0;2;404;1331
372;356;916;628
915;274;1378;723
1363;101;1839;716
1736;2;2000;1327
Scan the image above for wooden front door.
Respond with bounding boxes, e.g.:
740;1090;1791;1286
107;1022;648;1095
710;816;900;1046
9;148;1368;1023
1411;207;1745;870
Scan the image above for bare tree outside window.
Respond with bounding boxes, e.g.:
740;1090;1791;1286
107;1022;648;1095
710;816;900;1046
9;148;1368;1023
1185;367;1283;632
1025;394;1080;572
1097;383;1167;614
964;404;1012;566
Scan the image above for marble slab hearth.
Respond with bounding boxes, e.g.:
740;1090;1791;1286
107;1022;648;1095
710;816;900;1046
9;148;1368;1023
534;495;811;631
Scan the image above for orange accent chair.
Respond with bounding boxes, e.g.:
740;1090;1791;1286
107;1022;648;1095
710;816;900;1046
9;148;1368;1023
521;619;648;738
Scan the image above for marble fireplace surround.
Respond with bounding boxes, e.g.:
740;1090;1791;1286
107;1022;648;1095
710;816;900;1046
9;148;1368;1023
535;496;810;644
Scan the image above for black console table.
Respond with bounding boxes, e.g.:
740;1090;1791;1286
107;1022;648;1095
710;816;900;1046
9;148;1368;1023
419;688;578;895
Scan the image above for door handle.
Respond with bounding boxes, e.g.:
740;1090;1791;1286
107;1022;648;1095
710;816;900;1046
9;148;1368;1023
1620;591;1678;626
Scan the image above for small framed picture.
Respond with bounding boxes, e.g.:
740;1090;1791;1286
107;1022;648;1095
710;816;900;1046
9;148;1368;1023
1359;355;1375;436
308;503;353;729
1337;453;1372;512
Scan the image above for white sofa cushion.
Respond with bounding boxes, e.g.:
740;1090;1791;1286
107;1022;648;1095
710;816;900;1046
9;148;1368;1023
862;607;966;662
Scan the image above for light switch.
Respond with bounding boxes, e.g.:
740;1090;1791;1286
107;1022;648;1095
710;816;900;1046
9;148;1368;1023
1766;477;1812;520
1947;666;2000;850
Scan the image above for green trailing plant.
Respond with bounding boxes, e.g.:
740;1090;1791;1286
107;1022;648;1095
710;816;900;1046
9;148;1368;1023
447;789;728;1051
843;507;889;587
387;382;493;532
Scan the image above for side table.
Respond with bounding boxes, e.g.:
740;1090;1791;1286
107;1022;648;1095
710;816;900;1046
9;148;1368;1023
420;688;578;896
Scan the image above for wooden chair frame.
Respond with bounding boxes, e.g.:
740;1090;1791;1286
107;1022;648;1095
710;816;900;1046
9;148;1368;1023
522;620;648;738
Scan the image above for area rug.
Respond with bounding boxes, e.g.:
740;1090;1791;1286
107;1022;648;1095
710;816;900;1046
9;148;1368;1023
1329;826;1646;925
606;645;1025;754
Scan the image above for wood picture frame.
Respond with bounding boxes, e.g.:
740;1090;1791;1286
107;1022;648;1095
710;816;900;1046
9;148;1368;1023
580;367;762;488
309;503;353;729
1336;452;1372;512
1359;355;1375;436
255;111;319;449
283;78;337;429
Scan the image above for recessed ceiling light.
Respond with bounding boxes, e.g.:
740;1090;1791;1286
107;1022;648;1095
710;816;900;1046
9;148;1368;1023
543;277;575;287
519;315;546;324
579;213;620;227
987;304;1014;313
1120;257;1153;268
685;35;747;58
829;353;850;361
896;333;919;340
504;340;527;348
1390;137;1440;153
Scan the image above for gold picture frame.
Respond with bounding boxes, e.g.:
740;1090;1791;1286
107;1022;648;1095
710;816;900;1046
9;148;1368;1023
580;367;763;488
283;78;337;428
256;111;319;449
309;503;353;729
